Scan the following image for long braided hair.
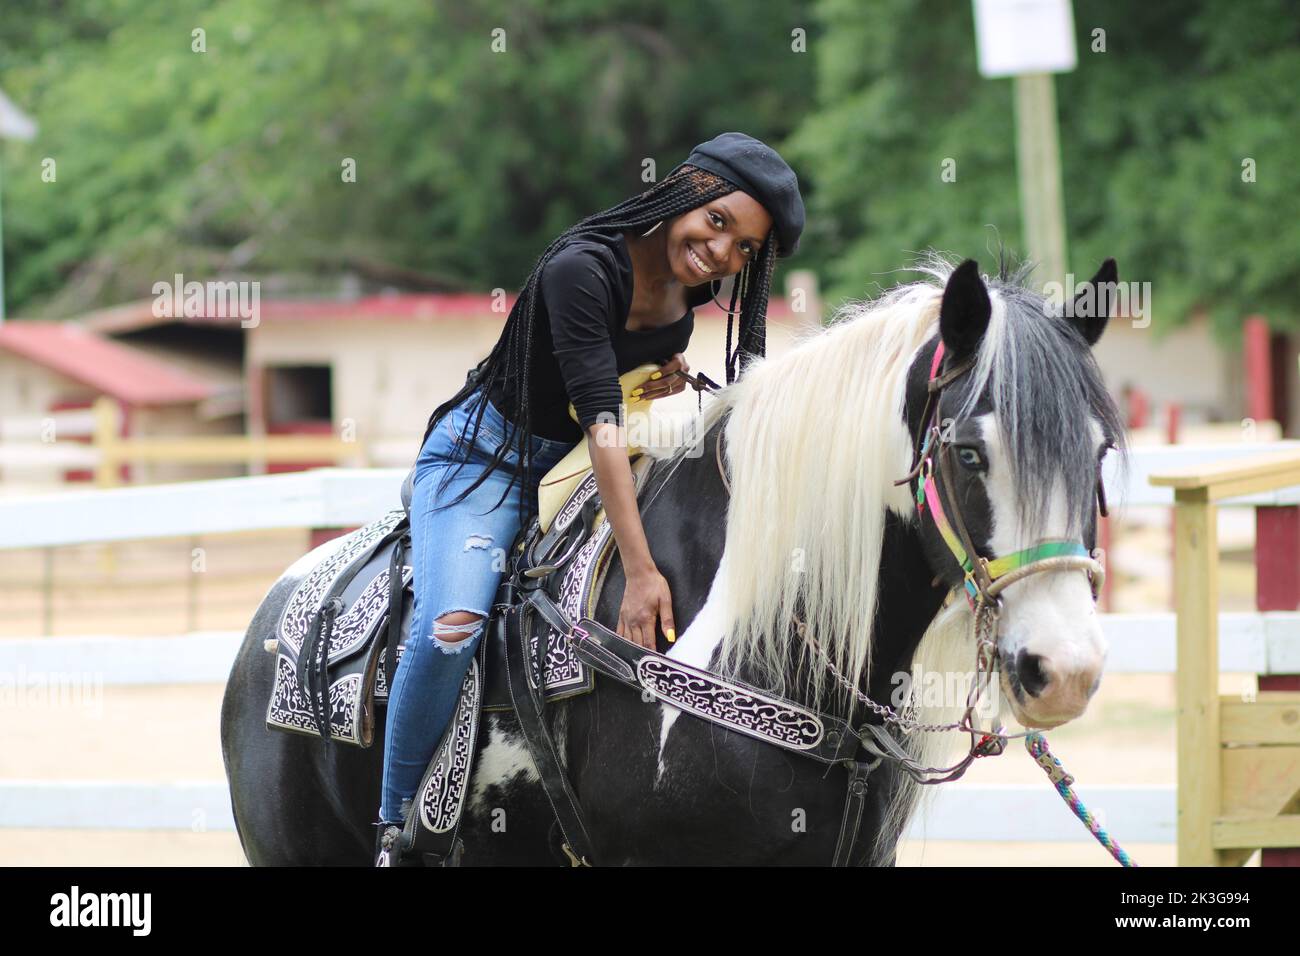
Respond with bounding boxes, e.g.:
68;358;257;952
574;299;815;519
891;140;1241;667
418;164;780;525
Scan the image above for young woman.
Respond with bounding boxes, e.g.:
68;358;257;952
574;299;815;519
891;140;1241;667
375;132;805;863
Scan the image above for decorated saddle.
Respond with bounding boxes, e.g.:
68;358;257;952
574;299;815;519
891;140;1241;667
264;452;657;746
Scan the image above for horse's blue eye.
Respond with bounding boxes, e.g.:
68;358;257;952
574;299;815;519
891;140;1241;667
957;447;984;469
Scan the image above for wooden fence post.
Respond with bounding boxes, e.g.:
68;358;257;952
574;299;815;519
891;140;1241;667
1154;450;1300;866
1173;489;1221;866
92;396;120;488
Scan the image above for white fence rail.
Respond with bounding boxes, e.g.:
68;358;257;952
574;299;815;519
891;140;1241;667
0;779;1175;844
0;443;1295;842
0;408;95;441
2;612;1297;687
1;440;1299;551
0;467;407;549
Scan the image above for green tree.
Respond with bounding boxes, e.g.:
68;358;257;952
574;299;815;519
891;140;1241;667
788;0;1300;334
0;0;815;315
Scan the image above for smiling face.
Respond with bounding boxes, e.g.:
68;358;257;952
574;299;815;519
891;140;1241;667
664;190;773;286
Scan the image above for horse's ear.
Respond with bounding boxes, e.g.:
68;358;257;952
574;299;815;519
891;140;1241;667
1069;258;1118;346
939;259;991;359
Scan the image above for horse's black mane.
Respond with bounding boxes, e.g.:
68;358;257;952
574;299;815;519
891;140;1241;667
942;257;1128;538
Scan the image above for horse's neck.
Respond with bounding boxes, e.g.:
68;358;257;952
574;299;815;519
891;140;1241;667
768;510;947;719
636;413;945;717
601;416;733;640
863;511;950;700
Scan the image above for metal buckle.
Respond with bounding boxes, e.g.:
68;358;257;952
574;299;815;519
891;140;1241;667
561;842;591;867
1032;749;1075;787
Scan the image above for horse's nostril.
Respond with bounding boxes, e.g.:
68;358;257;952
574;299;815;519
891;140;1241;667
1015;649;1050;698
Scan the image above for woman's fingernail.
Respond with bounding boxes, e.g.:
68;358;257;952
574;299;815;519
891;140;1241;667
631;389;643;397
650;372;661;380
666;627;676;642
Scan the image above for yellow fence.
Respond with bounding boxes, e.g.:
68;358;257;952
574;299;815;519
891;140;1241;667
92;396;364;486
1151;450;1300;866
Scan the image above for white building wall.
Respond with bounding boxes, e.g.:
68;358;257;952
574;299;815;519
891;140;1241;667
248;311;817;467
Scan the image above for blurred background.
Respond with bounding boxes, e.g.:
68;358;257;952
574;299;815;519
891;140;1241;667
0;0;1297;865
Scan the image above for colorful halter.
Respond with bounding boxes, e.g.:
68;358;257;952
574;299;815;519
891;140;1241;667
899;340;1104;609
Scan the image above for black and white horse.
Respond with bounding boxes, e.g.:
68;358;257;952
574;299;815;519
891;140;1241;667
221;256;1126;865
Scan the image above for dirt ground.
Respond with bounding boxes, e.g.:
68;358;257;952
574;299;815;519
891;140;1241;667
0;673;1206;867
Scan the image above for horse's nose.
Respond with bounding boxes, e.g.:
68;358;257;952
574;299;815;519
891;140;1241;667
1015;648;1051;697
1013;646;1103;719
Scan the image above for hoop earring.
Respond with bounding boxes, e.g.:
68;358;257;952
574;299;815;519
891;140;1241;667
710;276;743;314
641;220;664;238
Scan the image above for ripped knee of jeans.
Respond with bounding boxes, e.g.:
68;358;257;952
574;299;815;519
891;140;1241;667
430;613;487;654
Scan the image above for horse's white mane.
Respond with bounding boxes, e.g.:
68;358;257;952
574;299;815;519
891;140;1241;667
655;279;943;704
647;270;980;863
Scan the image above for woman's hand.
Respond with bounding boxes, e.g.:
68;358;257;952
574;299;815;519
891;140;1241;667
617;566;676;651
630;352;691;402
586;407;679;652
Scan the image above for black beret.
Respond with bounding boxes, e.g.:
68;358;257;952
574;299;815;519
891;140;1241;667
671;132;805;258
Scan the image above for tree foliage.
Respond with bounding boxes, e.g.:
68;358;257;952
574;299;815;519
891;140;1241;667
0;0;815;313
1;0;1297;335
787;0;1300;334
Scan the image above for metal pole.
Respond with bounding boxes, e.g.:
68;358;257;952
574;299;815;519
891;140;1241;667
1013;73;1068;293
0;154;7;323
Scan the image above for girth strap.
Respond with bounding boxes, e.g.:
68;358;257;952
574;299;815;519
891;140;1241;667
832;756;882;867
502;581;599;866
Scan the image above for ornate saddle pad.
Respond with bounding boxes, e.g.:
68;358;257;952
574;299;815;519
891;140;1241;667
481;456;655;710
266;509;413;746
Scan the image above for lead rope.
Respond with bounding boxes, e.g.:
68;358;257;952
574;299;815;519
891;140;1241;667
1024;733;1138;866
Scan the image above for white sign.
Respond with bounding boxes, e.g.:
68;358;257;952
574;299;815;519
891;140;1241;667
973;0;1078;78
0;88;37;141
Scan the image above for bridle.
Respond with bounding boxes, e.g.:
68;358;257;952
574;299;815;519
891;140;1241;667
806;336;1107;783
894;339;1107;611
679;347;1109;784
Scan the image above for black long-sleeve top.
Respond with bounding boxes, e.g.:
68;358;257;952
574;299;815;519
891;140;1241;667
485;227;712;444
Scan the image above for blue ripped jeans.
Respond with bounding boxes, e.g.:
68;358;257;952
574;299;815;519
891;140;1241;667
379;387;573;824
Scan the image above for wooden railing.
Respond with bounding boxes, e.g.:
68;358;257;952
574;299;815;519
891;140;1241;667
0;398;366;484
90;396;364;485
1151;449;1300;866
